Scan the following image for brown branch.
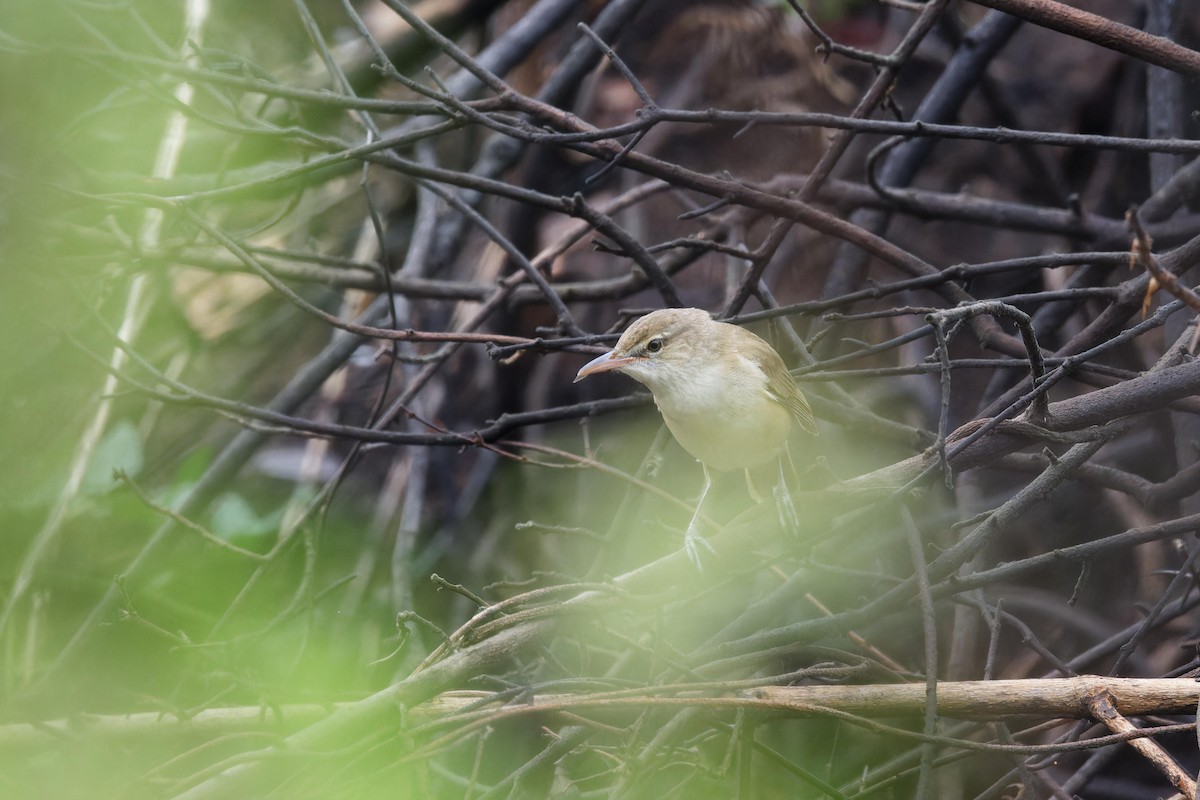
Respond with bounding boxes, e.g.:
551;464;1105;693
1128;207;1200;350
7;677;1196;751
1086;690;1197;799
968;0;1200;77
753;677;1200;719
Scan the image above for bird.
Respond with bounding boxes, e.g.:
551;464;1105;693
574;308;818;567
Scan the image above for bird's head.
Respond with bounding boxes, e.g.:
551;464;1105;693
573;308;716;395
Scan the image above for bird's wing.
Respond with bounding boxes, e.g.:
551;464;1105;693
755;340;819;436
771;379;818;436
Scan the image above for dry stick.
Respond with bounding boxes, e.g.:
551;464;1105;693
929;301;1049;421
112;103;1200;204
806;174;1200;243
183;203;582;343
1142;157;1200;224
560;22;718;309
75;69;1200;176
857;718;1077;800
929;317;958;486
1128;207;1200;351
941;512;1200;597
389;677;1200;723
968;0;1200;77
67;45;448;113
113;471;268;562
1145;2;1200;587
572;23;654;187
91;48;1200;205
390;100;1200;152
1144;0;1186;190
0;703;351;750
725;254;1127;331
569;193;683;308
924;338;1196;558
407;689;1192;774
784;0;896;67
171;617;566;800
90;331;639;448
992;454;1200;513
347;96;1200;249
1086;691;1197;800
132;246;458;296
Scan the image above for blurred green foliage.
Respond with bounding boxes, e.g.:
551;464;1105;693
0;1;930;797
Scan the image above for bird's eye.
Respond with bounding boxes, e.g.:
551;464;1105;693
646;337;664;354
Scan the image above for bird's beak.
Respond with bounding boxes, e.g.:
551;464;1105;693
574;350;635;383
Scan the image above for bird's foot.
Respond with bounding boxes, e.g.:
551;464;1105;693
683;523;716;571
774;481;801;537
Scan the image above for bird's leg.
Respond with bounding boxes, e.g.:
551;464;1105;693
684;465;718;570
774;443;801;537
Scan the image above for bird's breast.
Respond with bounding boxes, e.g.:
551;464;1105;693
649;356;792;471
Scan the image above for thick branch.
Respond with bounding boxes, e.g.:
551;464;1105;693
968;0;1200;77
